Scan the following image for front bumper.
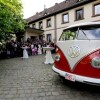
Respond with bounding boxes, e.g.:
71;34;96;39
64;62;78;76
52;65;100;86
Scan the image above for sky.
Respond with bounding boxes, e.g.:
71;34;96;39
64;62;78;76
21;0;63;19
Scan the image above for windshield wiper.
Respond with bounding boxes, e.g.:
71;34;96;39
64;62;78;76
81;29;90;40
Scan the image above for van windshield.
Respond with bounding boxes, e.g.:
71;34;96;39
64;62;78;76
77;26;100;40
59;26;100;41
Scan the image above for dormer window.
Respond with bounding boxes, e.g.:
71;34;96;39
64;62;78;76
78;0;82;1
78;0;85;2
44;13;47;16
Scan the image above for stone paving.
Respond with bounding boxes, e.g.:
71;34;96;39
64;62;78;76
0;54;100;100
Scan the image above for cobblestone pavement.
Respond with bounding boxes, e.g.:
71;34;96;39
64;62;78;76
0;54;100;100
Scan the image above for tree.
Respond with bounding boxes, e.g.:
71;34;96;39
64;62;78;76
0;0;25;41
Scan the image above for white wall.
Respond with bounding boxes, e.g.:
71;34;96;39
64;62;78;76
29;0;100;41
56;0;100;40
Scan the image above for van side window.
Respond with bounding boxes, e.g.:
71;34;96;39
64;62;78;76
60;31;76;41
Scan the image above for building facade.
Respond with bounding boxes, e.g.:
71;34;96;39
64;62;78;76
26;0;100;42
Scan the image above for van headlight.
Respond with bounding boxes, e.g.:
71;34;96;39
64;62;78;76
55;53;60;61
91;57;100;68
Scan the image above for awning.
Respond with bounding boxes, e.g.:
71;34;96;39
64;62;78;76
26;27;44;35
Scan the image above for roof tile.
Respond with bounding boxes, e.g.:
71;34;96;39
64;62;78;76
26;0;93;23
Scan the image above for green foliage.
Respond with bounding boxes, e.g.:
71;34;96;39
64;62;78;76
0;0;25;41
61;31;76;40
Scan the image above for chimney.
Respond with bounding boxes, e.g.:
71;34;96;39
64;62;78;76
36;12;38;14
55;3;58;5
44;4;46;10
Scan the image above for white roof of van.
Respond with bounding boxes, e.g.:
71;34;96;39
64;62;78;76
66;22;100;29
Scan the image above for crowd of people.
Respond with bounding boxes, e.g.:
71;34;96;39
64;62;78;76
0;38;56;59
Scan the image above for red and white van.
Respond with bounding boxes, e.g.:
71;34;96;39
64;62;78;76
52;22;100;85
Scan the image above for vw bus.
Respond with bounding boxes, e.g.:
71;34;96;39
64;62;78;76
52;22;100;85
